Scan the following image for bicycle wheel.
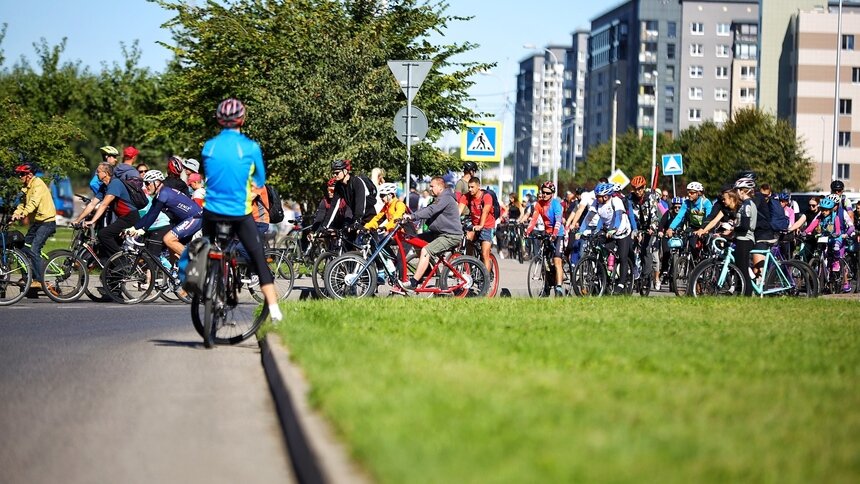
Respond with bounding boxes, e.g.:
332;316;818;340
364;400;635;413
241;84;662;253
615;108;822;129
101;252;155;304
311;251;338;298
571;256;606;297
202;259;220;348
248;249;294;302
638;271;652;297
76;248;112;303
486;253;500;297
41;249;88;303
688;260;745;296
440;255;490;298
527;256;548;297
0;248;31;306
324;253;377;299
672;254;690;296
191;260;268;346
764;260;816;297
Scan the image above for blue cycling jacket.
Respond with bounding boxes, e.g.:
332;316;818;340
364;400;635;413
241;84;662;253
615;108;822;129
134;187;202;231
201;129;266;217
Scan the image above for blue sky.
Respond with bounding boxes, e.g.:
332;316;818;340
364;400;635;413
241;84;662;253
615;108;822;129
1;0;607;154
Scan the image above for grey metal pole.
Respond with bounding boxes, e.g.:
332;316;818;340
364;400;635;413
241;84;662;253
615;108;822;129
611;80;621;175
406;64;412;201
650;72;659;189
832;0;843;182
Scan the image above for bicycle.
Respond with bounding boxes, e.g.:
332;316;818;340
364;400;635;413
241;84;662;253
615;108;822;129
191;222;269;348
100;235;192;304
526;232;571;297
324;220;490;299
498;220;526;264
305;228;366;299
808;235;856;294
0;217;31;306
456;223;500;297
570;231;631;297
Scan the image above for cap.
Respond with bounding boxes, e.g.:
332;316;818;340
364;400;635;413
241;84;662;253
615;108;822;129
123;146;140;159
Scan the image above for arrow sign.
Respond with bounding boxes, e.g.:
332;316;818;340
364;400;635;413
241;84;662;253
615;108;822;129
387;60;433;102
661;153;684;176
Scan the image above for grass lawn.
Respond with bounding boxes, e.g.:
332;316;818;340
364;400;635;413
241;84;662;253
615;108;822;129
42;226;75;254
273;298;860;483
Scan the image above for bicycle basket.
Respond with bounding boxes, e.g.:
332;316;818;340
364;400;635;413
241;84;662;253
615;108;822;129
5;230;25;249
667;237;684;249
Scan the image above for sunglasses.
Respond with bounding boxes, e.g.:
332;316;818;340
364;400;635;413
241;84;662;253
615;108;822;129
138;169;147;174
541;191;553;195
809;204;818;208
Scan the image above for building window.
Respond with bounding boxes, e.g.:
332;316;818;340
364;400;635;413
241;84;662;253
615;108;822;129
667;43;676;60
716;23;731;36
716;44;730;57
714;109;728;123
665;85;675;101
691;22;704;35
839;131;851;147
689;108;702;121
596;112;602;126
840;98;853;115
689;87;703;100
715;66;729;78
597;92;603;106
665;107;674;124
598;72;604;85
690;44;704;56
740;65;757;79
740;87;756;102
735;43;757;59
838;163;851;179
668;21;677;39
666;66;675;80
715;88;729;101
689;65;703;78
843;34;855;51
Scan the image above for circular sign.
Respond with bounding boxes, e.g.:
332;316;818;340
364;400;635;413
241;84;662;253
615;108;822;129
393;106;429;145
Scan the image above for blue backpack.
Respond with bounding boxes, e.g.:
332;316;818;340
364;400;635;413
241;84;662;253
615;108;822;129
768;196;789;232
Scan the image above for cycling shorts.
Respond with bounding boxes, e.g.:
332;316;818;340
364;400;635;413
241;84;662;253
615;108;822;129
477;228;494;243
551;235;564;258
171;217;203;243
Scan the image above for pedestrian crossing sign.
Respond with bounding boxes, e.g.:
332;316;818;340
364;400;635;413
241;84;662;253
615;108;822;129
661;153;684;176
461;121;502;162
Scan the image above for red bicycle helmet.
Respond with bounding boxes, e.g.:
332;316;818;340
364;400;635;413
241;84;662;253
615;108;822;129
14;163;35;176
540;180;556;194
167;156;184;176
216;98;246;128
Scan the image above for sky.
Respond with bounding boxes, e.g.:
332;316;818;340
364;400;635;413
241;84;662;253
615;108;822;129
0;0;608;154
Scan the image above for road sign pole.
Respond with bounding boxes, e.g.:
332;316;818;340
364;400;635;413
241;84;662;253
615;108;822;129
672;175;676;198
405;65;412;201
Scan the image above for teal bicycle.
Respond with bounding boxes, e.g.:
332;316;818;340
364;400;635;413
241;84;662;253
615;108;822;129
688;237;816;297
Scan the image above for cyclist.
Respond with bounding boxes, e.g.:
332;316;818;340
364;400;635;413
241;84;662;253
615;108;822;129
323;159;377;229
88;145;120;195
734;177;758;295
804;196;854;292
312;178;349;233
200;98;281;323
11;163;57;291
657;197;685;289
365;182;406;232
666;181;712;259
525;181;565;296
627;175;660;285
78;162;141;259
188;173;205;207
164;156;190;194
458;177;497;276
402;176;463;290
789;196;820;261
124;170;202;259
578;182;632;294
830;179;855;225
455;161;478;196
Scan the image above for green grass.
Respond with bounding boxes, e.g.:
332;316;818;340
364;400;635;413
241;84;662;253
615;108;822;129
43;226;74;254
274;298;860;484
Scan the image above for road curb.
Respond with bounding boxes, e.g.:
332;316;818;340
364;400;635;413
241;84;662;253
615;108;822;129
260;333;371;484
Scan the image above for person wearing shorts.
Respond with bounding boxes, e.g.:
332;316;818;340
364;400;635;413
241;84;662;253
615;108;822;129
458;177;496;273
403;176;463;289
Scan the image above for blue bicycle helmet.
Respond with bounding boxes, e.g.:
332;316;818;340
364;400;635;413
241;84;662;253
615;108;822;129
819;198;836;210
777;192;791;201
594;183;614;196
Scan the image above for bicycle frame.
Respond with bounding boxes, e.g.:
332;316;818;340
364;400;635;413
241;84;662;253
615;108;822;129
749;249;791;296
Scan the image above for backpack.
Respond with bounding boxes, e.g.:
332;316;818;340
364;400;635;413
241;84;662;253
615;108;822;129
178;237;210;295
120;176;149;210
768;196;789;232
264;185;285;224
484;187;502;219
356;175;378;208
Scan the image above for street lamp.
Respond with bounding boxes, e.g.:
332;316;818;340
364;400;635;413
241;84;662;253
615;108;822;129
650;72;659;189
523;44;562;191
478;70;512;198
832;0;844;182
611;79;621;175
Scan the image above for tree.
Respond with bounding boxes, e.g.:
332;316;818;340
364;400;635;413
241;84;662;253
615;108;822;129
576;129;674;187
154;0;492;203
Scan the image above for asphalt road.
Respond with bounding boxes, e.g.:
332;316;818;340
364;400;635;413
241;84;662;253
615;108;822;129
0;300;295;484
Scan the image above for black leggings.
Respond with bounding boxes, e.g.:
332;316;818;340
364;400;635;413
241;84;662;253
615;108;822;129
734;238;754;296
202;211;274;286
607;235;632;285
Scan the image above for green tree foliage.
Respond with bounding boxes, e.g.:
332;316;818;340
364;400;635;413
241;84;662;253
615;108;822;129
154;0;491;202
0;98;86;206
574;129;674;188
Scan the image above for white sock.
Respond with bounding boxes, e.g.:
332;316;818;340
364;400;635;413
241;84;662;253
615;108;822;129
269;303;283;323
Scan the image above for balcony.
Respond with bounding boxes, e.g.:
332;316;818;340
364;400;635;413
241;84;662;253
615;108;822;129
638;51;657;63
638;94;656;106
641;30;659;41
638;115;654;127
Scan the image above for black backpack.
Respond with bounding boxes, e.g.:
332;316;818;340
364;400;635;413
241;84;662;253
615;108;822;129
120;176;149;209
264;185;285;224
484;187;501;219
357;175;377;208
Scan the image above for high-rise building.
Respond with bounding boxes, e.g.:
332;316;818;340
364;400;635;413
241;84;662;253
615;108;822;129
678;1;759;131
790;5;860;190
562;30;590;175
584;0;682;165
513;46;569;190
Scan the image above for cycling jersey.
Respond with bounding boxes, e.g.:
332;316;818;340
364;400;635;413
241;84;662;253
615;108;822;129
805;212;849;237
580;197;631;238
201;129;265;216
365;198;406;231
134;187;202;231
670;196;712;230
526;197;563;236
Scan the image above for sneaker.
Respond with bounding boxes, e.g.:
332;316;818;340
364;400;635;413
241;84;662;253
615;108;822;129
30;281;42;289
843;283;853;293
241;274;260;287
654;279;661;291
614;283;626;294
554;285;564;297
46;283;60;297
389;285;406;296
408;277;420;290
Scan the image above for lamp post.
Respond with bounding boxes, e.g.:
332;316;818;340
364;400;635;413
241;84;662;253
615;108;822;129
832;0;844;183
524;44;562;191
650;72;659;189
611;79;621;175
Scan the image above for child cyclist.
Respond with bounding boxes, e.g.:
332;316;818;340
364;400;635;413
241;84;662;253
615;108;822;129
364;183;407;294
804;196;855;292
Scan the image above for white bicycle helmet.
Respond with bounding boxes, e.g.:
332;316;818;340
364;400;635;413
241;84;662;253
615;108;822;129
142;170;166;183
734;177;755;189
687;181;704;192
826;193;841;202
611;183;623;193
182;158;200;173
378;182;398;196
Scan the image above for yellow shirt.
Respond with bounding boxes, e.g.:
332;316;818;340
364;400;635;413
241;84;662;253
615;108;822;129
14;176;56;223
364;198;406;231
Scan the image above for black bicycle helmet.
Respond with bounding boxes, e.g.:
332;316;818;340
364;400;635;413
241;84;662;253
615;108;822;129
331;159;351;172
831;179;845;191
462;161;478;173
735;169;757;181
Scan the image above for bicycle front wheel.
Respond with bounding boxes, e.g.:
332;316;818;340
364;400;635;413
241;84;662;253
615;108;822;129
765;260;817;297
41;249;88;303
0;248;31;306
311;251;338;299
526;256;548;297
324;254;377;299
101;252;155;304
571;255;606;297
688;260;745;297
440;255;490;298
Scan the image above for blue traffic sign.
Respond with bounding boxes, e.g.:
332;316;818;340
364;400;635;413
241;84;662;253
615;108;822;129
460;122;502;162
661;154;684;176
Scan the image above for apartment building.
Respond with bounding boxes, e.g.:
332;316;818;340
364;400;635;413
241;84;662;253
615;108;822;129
678;0;759;131
561;30;589;174
584;0;682;163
